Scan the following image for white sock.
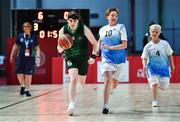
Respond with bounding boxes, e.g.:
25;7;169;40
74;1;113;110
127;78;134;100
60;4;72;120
25;89;30;91
103;104;109;108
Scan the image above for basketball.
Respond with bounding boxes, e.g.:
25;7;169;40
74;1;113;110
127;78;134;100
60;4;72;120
58;34;73;49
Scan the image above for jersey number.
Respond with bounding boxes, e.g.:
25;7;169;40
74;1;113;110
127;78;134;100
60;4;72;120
156;51;160;56
105;30;112;37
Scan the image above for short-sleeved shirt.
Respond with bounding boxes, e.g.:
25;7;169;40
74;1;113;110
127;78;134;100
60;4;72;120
15;32;39;74
99;24;128;64
141;40;173;77
16;33;39;58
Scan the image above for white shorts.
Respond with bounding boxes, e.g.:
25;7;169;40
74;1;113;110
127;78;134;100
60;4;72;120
101;62;124;81
148;76;170;89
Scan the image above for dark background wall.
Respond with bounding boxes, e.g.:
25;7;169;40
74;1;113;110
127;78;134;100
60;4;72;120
0;0;10;55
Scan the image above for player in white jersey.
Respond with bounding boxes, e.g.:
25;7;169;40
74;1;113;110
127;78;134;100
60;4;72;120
98;8;128;114
141;24;175;107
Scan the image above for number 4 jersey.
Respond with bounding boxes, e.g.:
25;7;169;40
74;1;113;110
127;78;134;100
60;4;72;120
141;40;173;77
99;24;128;64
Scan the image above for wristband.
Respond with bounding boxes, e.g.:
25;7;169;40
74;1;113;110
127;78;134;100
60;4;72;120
91;54;96;59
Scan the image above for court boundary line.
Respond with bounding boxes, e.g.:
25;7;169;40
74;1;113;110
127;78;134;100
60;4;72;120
0;87;62;110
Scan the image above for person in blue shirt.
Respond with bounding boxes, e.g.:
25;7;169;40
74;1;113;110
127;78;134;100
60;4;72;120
98;8;128;114
10;22;40;97
141;24;175;107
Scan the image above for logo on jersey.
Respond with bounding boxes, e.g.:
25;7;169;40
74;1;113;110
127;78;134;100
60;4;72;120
67;60;72;66
20;38;24;42
30;40;34;43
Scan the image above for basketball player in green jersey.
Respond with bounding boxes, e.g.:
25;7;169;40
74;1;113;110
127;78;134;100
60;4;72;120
57;11;98;116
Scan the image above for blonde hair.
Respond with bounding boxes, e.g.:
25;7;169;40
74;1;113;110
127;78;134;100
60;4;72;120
149;24;161;33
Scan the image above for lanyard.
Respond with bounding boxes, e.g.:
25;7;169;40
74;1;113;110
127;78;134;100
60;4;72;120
24;33;30;49
25;39;29;49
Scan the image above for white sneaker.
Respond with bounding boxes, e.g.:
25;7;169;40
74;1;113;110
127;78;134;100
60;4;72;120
68;102;75;116
152;100;160;107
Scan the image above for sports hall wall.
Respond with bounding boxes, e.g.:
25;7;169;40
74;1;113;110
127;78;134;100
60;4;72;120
10;0;180;54
6;38;180;84
1;0;180;84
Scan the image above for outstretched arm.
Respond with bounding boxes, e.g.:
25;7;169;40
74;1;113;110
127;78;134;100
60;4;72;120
168;55;175;71
84;25;98;64
84;25;98;55
102;40;127;50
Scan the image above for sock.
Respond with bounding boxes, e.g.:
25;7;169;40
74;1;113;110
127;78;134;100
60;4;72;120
25;89;30;91
103;104;109;108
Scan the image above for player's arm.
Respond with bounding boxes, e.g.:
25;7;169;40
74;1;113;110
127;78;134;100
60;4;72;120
103;40;127;50
166;42;175;71
103;25;128;50
141;46;148;72
168;55;175;71
84;25;98;56
10;43;19;64
57;27;64;53
97;39;102;56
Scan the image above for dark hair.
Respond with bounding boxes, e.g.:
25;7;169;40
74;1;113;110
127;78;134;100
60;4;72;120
105;8;119;17
68;11;79;20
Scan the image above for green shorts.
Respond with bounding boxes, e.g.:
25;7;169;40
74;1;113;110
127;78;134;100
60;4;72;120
65;56;89;75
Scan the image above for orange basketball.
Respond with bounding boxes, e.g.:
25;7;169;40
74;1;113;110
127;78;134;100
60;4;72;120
58;34;73;49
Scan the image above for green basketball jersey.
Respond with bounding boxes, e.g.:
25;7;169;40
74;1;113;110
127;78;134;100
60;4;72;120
63;23;89;60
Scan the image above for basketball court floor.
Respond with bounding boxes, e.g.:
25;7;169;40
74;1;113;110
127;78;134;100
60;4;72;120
0;84;180;122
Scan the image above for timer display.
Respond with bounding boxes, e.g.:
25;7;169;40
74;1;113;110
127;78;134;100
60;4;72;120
11;9;90;38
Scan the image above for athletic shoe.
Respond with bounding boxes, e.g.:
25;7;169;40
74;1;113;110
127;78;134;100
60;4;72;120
25;91;32;97
102;107;109;114
152;100;160;107
68;103;75;116
20;87;25;95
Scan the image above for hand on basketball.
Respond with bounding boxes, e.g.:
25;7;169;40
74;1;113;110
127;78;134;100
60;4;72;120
57;45;64;53
88;58;95;65
58;34;73;50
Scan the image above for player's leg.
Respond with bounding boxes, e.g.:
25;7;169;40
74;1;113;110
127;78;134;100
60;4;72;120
78;57;88;86
78;75;87;86
148;76;160;107
159;77;170;90
111;79;118;89
68;68;78;116
102;71;113;114
111;63;123;91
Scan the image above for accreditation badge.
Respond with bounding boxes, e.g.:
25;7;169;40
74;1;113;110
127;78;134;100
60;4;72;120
25;48;30;57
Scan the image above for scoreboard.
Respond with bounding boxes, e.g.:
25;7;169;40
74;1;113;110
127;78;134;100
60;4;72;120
11;9;90;38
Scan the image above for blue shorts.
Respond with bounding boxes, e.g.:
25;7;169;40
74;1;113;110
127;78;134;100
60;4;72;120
16;57;35;75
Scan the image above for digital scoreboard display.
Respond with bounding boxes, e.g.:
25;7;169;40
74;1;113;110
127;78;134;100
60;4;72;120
11;9;90;38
